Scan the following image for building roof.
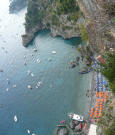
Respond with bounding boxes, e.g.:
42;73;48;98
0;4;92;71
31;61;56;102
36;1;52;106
96;55;106;64
88;124;97;135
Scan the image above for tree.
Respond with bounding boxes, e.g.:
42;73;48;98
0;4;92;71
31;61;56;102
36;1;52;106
100;52;115;93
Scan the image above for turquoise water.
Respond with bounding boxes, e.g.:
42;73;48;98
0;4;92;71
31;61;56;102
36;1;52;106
0;0;91;135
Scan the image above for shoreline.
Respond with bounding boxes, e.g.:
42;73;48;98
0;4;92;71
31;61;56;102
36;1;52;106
85;71;96;120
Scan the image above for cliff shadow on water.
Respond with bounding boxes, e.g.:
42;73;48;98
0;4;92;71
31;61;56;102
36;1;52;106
28;29;82;48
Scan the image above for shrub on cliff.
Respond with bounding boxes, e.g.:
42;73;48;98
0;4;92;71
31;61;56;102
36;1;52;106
100;52;115;93
104;122;115;135
104;2;115;17
51;15;60;26
80;25;89;43
57;0;79;14
25;0;45;31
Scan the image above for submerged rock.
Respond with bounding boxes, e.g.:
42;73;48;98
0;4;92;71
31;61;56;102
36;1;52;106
57;128;69;135
74;124;81;132
70;120;76;129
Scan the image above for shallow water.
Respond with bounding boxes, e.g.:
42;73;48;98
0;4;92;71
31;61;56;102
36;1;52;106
0;0;91;135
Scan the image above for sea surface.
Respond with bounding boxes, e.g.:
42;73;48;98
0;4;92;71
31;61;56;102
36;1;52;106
0;0;91;135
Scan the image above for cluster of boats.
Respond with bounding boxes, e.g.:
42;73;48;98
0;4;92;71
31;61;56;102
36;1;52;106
56;113;84;135
13;115;36;135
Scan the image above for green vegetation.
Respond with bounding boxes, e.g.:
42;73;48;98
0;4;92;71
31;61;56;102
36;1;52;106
25;0;45;31
51;15;60;26
104;2;115;17
100;52;115;93
57;0;80;14
67;12;80;22
111;17;115;23
104;122;115;135
80;25;89;43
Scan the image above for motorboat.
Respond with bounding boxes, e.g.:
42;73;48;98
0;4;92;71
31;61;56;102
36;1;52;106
27;129;31;134
6;88;9;91
31;73;34;77
28;85;32;89
68;113;83;122
13;84;17;88
14;115;18;122
37;81;41;87
36;58;40;63
52;51;56;54
33;48;37;52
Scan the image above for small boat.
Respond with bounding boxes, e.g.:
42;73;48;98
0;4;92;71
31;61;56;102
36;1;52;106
28;85;32;89
6;78;10;84
68;113;83;122
33;48;37;52
27;129;31;134
27;70;31;75
78;67;91;74
37;82;41;87
13;85;17;88
32;134;35;135
24;55;26;58
31;73;34;77
14;115;18;122
52;51;56;54
36;58;40;63
35;86;38;89
78;70;90;74
6;88;9;91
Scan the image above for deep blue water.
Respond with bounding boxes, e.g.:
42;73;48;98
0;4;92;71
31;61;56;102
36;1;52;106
0;1;91;135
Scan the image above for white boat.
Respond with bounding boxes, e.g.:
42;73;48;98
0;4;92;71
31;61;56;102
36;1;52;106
27;70;31;75
6;88;9;91
27;129;31;134
68;113;83;122
13;85;17;88
33;48;37;52
28;85;32;89
37;81;41;87
14;115;18;122
36;58;40;63
31;73;34;77
52;51;56;54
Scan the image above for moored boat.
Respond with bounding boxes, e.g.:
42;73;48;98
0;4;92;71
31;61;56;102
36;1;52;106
68;113;83;122
14;115;18;122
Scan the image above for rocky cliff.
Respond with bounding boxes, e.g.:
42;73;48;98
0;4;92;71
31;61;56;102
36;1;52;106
77;0;115;52
22;0;115;49
22;0;84;46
